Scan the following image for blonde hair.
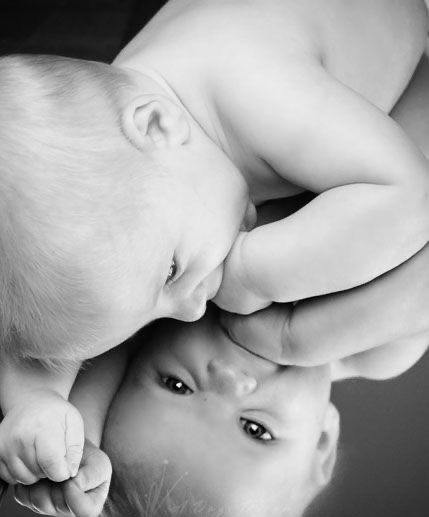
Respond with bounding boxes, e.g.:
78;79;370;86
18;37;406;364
0;54;146;367
102;459;317;517
103;465;225;517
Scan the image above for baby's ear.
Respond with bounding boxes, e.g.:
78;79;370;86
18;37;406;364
121;94;190;151
311;403;340;487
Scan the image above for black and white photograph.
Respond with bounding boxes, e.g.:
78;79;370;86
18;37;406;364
0;1;428;516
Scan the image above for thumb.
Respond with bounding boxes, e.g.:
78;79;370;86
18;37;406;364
219;305;297;365
64;460;111;517
65;407;85;478
64;445;112;517
64;477;111;517
73;446;112;493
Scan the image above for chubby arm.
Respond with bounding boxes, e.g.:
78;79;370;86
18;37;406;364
215;62;429;311
69;345;129;447
0;359;84;484
0;358;80;415
0;348;128;517
0;342;129;445
0;342;128;488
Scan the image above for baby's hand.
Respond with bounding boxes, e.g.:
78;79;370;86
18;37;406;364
214;232;271;314
14;440;112;517
0;390;84;486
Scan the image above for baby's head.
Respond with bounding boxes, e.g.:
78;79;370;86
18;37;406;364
0;55;252;367
102;308;339;516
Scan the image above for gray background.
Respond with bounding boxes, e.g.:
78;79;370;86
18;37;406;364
0;1;428;515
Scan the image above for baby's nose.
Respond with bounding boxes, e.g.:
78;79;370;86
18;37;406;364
207;358;257;397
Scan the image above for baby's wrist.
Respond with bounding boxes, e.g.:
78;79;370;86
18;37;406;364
227;232;251;286
0;359;79;415
214;231;271;314
230;231;268;300
2;387;65;414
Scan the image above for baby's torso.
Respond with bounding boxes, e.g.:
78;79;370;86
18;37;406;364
118;0;428;202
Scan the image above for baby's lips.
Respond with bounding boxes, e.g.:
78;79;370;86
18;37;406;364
241;201;257;232
211;283;233;311
207;264;224;300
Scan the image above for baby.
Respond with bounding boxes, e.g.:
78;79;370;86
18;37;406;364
8;310;341;517
11;305;426;517
101;310;339;517
6;311;338;516
1;0;429;511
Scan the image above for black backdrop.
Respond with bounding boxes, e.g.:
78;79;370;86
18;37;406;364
0;2;428;516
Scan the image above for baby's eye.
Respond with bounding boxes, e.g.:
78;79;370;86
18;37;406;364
240;418;274;442
161;375;193;395
166;259;178;284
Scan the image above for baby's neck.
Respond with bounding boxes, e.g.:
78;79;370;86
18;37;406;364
111;0;308;203
116;57;261;196
118;58;230;152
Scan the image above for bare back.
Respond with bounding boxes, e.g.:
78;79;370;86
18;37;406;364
116;0;429;199
118;0;428;111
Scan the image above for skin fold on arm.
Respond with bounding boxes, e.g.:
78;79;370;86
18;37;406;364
220;54;429;371
216;60;429;311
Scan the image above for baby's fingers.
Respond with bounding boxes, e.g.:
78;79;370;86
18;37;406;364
35;433;70;483
15;481;57;515
35;406;84;483
64;449;112;517
0;460;15;485
15;480;71;516
64;477;111;517
225;245;429;367
65;407;85;478
3;457;39;485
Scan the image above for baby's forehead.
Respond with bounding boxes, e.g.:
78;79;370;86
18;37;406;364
113;453;295;517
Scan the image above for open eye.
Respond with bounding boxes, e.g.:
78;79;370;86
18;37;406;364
166;259;178;284
240;418;274;442
161;375;193;395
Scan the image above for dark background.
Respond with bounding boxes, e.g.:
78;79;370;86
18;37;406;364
0;1;428;516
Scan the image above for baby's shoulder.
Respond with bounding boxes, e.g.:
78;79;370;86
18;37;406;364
200;0;319;63
203;0;426;110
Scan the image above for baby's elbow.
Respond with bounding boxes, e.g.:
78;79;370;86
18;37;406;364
395;178;429;244
414;186;429;237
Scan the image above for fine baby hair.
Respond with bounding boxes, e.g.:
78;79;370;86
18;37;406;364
0;54;146;368
102;462;319;517
103;463;225;517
